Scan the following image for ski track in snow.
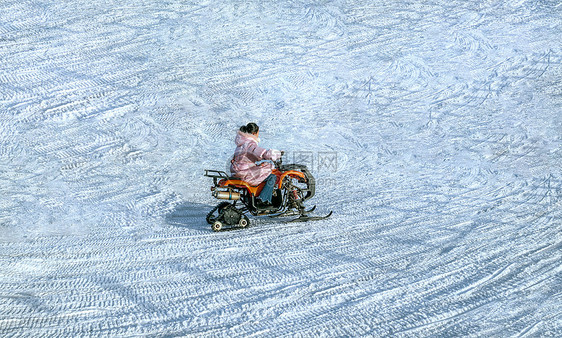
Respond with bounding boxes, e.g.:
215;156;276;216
1;0;561;336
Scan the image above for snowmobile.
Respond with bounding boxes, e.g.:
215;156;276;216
204;154;332;231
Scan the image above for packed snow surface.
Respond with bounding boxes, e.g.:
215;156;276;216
1;0;561;336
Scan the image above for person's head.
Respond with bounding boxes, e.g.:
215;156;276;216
240;122;259;135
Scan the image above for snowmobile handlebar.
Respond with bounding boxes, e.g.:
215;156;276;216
274;151;286;169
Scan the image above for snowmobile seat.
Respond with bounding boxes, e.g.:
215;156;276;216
205;169;270;196
218;177;267;196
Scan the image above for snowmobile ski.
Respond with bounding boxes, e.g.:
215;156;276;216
289;211;333;223
269;205;317;218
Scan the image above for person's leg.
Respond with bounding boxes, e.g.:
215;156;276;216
257;174;276;204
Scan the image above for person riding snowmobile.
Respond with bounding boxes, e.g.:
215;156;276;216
230;123;282;206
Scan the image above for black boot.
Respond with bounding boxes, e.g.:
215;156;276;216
256;198;274;209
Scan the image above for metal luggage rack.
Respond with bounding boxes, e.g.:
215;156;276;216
204;169;230;186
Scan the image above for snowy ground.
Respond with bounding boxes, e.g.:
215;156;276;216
1;0;561;336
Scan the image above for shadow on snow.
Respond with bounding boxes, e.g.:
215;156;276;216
164;201;213;231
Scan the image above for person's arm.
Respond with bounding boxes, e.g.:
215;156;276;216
248;143;282;161
265;149;282;161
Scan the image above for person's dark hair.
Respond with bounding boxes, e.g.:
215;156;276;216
240;122;259;134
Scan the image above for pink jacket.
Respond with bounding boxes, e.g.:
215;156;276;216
230;131;282;186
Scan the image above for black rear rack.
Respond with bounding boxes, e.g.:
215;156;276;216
205;169;230;186
204;169;229;178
